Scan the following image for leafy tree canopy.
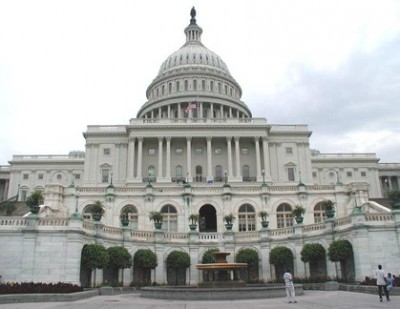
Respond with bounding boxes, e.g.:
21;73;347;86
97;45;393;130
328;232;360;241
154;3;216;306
328;240;353;262
133;249;158;269
81;244;109;270
269;246;293;266
236;248;259;268
166;250;191;270
300;243;326;263
107;246;132;270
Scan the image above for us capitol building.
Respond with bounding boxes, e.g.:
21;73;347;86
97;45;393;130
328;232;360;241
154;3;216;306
0;8;399;286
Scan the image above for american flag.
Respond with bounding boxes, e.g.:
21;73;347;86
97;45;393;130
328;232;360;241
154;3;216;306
185;102;197;112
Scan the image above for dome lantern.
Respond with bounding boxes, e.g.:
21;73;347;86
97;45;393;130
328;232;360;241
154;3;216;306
185;7;203;43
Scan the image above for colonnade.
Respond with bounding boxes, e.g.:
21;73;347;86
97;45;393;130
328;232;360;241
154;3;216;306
126;136;271;183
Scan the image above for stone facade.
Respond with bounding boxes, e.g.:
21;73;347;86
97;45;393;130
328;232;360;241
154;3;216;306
1;8;400;286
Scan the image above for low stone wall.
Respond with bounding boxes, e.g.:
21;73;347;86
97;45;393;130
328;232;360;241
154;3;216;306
0;289;99;304
140;284;304;300
339;284;400;296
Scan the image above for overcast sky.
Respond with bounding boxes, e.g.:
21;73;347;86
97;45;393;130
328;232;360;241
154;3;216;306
1;0;399;165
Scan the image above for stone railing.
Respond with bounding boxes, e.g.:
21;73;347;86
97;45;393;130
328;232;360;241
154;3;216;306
0;212;397;245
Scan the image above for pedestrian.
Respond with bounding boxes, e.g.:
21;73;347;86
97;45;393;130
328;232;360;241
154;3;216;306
386;273;394;292
376;265;390;302
283;269;297;303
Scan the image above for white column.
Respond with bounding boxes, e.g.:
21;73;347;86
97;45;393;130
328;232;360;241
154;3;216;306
210;104;214;119
127;138;135;182
136;137;143;181
220;104;223;118
226;137;233;180
255;137;262;181
166;137;171;179
206;136;213;182
84;144;91;183
92;145;99;183
262;137;271;181
200;103;203;119
234;137;241;179
157;137;163;181
186;137;192;182
168;105;171;118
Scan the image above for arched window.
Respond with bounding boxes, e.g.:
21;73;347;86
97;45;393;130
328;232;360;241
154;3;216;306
238;204;256;231
243;165;250;181
314;202;327;223
121;205;138;229
195;165;203;182
276;203;293;228
184;80;189;91
202;80;206;90
161;205;177;232
161;85;165;95
168;82;172;93
193;79;197;91
176;81;180;92
215;165;223;182
148;165;155;182
210;81;214;92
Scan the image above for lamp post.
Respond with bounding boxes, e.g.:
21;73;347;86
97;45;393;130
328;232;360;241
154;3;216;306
352;190;362;214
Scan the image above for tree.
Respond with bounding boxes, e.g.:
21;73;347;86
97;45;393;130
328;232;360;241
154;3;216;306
236;248;259;282
328;239;354;281
106;246;132;284
81;244;109;287
166;250;191;285
133;249;158;285
301;243;327;279
269;246;294;279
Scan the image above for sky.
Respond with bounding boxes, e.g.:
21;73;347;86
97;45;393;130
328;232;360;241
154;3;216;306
0;0;400;165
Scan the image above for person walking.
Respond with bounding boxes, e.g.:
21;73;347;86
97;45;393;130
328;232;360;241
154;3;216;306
376;265;390;302
386;273;395;292
283;269;297;303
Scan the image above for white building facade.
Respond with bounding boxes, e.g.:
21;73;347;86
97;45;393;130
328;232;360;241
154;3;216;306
0;8;399;286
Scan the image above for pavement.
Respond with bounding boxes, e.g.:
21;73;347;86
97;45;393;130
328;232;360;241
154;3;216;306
0;291;398;309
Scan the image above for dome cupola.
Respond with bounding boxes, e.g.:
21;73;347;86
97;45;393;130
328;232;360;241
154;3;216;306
137;7;251;120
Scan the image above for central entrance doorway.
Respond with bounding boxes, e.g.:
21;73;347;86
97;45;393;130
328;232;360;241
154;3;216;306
199;204;217;232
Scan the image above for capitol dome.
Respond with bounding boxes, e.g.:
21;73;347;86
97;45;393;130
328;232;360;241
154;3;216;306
137;7;251;119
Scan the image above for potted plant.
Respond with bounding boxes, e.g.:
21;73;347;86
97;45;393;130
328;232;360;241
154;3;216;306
25;190;44;215
388;190;400;210
91;201;104;221
258;210;269;228
188;213;199;231
292;205;306;224
149;211;163;229
320;200;335;218
223;213;235;230
120;208;131;227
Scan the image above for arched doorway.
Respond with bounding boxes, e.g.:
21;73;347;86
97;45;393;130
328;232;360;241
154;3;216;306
199;204;217;232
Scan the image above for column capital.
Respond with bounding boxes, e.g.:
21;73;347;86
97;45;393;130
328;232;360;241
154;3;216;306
206;136;212;142
234;136;240;142
186;136;192;142
158;137;164;142
138;137;143;142
226;136;232;142
254;136;261;142
166;136;171;142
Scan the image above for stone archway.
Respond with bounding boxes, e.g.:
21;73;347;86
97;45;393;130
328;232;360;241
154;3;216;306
199;204;217;232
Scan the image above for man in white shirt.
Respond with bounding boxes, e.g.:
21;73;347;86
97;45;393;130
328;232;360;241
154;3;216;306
283;269;297;303
376;264;390;302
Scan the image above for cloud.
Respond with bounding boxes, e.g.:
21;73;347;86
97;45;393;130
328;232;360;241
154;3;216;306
250;37;400;162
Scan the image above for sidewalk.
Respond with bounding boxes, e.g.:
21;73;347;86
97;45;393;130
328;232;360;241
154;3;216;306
0;290;398;309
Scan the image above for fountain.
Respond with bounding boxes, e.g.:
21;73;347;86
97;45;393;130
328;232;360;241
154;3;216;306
196;252;247;288
140;251;303;300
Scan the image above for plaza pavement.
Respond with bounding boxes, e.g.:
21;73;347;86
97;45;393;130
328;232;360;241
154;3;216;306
0;291;398;309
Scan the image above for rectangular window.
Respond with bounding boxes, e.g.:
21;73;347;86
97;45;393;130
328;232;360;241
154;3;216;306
312;171;317;178
195;148;203;155
347;171;353;177
361;171;367;177
148;148;156;155
102;169;110;183
286;147;293;155
175;148;183;155
38;174;44;180
214;148;222;155
288;168;295;181
241;148;249;155
75;174;81;179
103;148;111;155
23;174;29;180
20;190;27;202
